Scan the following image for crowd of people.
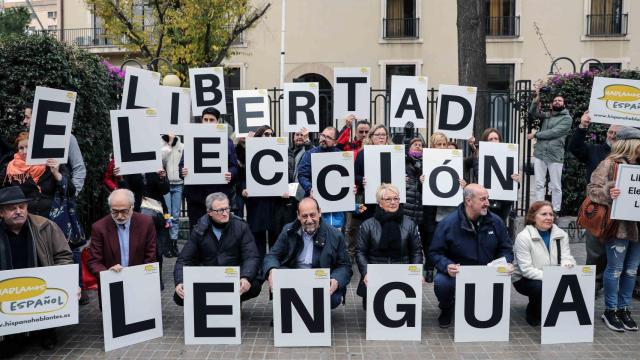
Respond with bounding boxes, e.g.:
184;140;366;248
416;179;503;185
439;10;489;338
1;90;640;356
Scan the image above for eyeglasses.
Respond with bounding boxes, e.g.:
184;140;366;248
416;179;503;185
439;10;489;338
319;134;335;141
110;208;131;216
372;133;387;138
382;197;400;203
209;207;231;214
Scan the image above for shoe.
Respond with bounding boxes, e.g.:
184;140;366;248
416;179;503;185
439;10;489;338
38;329;58;350
79;290;90;305
171;242;179;257
438;307;453;328
616;308;639;331
525;303;541;326
163;250;175;259
633;284;640;301
425;269;434;284
602;309;626;332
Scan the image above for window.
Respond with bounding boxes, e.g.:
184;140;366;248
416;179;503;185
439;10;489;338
589;62;621;72
385;64;416;90
47;11;57;19
587;0;627;36
486;64;514;91
221;67;242;124
486;0;518;37
47;25;57;30
383;0;418;38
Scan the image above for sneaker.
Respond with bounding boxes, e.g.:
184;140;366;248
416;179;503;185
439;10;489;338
163;250;175;259
633;284;640;301
616;308;639;331
438;307;453;328
79;290;90;306
425;269;434;284
602;309;626;332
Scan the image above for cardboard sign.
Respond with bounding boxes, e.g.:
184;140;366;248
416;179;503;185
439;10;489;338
157;86;191;135
478;142;518;201
183;123;229;185
283;82;319;133
434;85;477;140
611;164;640;221
363;145;406;204
389;75;428;129
110;109;163;176
366;264;423;341
233;89;271;137
311;151;355;212
588;77;640;127
183;267;241;345
246;137;289;197
189;67;227;116
121;67;160;110
333;67;371;127
454;266;511;342
541;266;595;344
100;263;163;352
27;86;76;165
272;269;331;347
422;148;464;206
0;264;79;336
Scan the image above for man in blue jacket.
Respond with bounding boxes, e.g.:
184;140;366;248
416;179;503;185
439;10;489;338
264;197;352;309
297;126;346;229
428;184;514;328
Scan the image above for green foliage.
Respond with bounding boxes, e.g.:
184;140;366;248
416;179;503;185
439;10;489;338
0;7;30;35
535;68;640;215
0;33;123;229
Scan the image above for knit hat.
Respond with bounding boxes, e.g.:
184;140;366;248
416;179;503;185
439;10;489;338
616;126;640;140
408;137;423;148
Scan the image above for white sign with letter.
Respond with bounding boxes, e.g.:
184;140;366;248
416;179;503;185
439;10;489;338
246;137;289;197
183;123;229;185
422;148;464;206
27;86;77;165
110;109;163;176
189;67;227;116
363;145;406;204
183;266;241;345
100;263;163;352
311;151;355;212
157;86;191;135
389;75;428;129
0;264;79;336
366;264;423;341
454;265;511;342
588;77;640;127
541;265;595;345
233;89;270;137
272;269;331;347
434;84;477;140
121;67;160;110
283;82;319;133
611;164;640;221
478;142;519;201
333;67;371;127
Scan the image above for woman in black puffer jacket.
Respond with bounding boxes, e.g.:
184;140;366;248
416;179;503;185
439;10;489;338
404;137;424;236
356;183;423;309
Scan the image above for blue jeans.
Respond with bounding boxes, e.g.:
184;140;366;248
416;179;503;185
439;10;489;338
604;239;640;310
163;184;183;240
72;247;82;288
434;271;456;310
331;287;346;309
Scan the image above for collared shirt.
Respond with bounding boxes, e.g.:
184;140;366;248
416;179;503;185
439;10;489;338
116;219;131;267
297;231;314;269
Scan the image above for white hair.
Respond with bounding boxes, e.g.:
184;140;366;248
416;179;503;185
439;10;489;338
206;192;229;210
108;189;135;207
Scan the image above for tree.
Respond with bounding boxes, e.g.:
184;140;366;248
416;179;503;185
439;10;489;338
456;0;488;136
85;0;270;78
0;7;31;35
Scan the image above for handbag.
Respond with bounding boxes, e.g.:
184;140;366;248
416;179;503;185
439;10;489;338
577;162;619;241
49;177;87;248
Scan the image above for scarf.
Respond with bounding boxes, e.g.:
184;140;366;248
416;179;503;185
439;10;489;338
5;152;46;186
374;206;403;255
408;150;422;159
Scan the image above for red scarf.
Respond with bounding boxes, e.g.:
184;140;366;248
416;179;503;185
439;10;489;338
5;152;46;185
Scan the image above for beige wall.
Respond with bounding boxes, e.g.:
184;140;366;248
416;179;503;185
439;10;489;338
4;0;58;30
61;0;92;29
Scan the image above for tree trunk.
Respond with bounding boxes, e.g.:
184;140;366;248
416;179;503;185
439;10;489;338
457;0;488;136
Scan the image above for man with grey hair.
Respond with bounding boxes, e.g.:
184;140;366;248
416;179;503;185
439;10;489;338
88;188;157;283
173;192;261;305
428;183;514;328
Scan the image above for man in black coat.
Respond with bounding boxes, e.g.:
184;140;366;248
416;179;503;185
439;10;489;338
173;192;261;305
568;111;621;293
263;197;352;309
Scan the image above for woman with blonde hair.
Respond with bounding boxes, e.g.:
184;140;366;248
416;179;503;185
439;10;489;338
354;124;392;221
587;127;640;332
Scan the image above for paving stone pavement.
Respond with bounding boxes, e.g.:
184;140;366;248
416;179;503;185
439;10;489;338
7;242;640;360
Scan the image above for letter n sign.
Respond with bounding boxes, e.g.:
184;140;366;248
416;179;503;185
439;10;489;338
272;269;331;347
454;266;511;342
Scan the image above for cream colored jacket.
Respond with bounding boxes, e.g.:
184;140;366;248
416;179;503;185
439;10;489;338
512;224;576;281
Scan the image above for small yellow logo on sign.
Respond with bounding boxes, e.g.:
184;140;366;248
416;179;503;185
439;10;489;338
452;149;462;156
309;83;317;89
66;92;75;100
213;67;222;73
418;77;426;82
342;152;352;158
0;277;47;302
315;270;328;278
258;89;267;95
216;124;225;130
276;137;286;144
360;67;369;74
507;144;517;151
394;145;402;151
408;265;419;273
224;268;237;275
144;264;157;272
152;72;160;79
582;266;593;274
497;266;507;274
145;108;157;116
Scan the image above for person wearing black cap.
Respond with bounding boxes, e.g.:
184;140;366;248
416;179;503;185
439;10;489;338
0;186;74;354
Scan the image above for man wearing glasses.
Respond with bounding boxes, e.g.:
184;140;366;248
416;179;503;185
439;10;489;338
173;192;262;305
88;189;157;285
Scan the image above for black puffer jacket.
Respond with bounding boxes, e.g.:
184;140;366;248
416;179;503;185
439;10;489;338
355;214;423;296
174;214;261;285
404;155;423;224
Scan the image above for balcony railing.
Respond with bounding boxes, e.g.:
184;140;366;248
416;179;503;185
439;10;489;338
586;13;628;36
383;18;420;39
486;16;520;37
